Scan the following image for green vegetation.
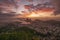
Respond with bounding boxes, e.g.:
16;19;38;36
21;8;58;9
0;27;40;40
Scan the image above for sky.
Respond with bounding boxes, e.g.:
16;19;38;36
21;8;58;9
0;0;60;24
0;0;50;13
0;0;60;14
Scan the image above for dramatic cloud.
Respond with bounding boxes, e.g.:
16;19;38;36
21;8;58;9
26;0;33;2
24;2;54;13
0;0;60;23
0;0;19;24
0;0;20;13
51;0;60;15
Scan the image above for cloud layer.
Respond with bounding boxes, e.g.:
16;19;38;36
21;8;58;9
51;0;60;15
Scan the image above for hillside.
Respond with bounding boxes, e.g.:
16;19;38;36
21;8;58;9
0;19;60;40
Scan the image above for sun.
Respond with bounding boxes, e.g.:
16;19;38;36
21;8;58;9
27;12;40;18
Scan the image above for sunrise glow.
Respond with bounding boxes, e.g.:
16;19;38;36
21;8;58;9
24;8;54;18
